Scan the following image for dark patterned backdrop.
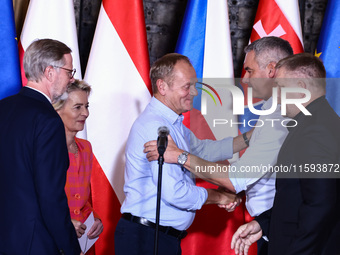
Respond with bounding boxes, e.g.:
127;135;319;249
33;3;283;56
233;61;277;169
73;0;328;77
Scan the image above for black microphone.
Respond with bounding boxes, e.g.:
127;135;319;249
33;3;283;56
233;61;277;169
157;126;169;156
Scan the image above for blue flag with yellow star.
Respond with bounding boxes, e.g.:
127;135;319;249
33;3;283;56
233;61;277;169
316;0;340;115
0;0;22;100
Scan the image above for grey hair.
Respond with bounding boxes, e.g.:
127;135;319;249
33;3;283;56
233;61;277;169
244;36;293;69
53;79;91;111
23;39;72;82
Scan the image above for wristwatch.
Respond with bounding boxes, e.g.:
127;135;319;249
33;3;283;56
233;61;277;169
177;151;189;166
243;132;249;147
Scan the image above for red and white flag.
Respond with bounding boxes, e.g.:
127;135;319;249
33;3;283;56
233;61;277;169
84;0;151;254
19;0;82;86
250;0;303;52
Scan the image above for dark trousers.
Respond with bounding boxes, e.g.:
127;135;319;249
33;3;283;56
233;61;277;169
257;237;268;255
114;218;182;255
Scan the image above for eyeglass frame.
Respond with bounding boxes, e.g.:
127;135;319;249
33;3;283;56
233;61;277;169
52;65;76;78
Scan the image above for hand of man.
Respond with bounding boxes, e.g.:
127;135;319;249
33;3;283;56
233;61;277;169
231;220;262;255
205;188;236;207
217;188;237;206
218;200;238;212
87;218;104;239
218;190;242;212
144;135;182;163
71;219;87;238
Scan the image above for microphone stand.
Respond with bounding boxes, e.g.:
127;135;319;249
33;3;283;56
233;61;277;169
154;154;164;255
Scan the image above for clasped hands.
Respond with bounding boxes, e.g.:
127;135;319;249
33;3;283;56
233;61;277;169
210;187;242;212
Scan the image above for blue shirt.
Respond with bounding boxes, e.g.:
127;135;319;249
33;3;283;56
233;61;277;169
121;97;233;230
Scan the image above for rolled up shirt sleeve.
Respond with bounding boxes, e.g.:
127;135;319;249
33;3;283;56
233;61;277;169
189;130;233;161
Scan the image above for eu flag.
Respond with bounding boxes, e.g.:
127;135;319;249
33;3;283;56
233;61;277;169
316;0;340;115
0;0;22;100
175;0;237;138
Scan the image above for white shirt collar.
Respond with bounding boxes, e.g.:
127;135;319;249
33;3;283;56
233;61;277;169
26;86;51;103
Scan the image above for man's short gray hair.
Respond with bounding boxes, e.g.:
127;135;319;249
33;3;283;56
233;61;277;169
23;39;72;82
245;36;294;69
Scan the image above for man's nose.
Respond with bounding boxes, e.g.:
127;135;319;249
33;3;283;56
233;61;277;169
242;72;250;84
190;85;198;96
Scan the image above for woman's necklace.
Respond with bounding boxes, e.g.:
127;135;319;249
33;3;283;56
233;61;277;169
73;140;78;158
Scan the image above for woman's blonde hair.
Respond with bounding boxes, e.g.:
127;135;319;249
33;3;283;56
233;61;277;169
53;79;91;111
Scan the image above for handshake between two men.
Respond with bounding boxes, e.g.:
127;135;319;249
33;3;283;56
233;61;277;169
144;135;243;212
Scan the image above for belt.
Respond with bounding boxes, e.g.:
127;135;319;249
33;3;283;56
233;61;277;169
122;213;187;239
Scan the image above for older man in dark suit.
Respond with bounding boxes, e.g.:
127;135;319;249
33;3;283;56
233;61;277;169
0;39;81;255
231;53;340;255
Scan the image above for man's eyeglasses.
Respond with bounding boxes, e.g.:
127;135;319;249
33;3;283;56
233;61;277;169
53;66;76;78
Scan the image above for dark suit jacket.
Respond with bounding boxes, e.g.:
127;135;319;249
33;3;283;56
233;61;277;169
258;96;340;255
0;87;80;255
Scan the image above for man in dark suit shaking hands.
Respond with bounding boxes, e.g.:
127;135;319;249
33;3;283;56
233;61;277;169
0;39;81;255
231;53;340;255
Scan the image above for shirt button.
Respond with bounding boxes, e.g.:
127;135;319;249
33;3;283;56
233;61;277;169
74;209;80;215
75;193;81;200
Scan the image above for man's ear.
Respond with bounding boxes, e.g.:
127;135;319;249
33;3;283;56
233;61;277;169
267;62;276;78
297;80;309;98
44;66;54;82
297;79;307;89
157;79;167;96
